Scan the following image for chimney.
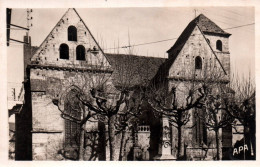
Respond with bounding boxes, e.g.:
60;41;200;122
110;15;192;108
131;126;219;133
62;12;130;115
23;32;33;80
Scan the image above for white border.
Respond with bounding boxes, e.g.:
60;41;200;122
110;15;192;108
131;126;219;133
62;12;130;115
0;0;259;167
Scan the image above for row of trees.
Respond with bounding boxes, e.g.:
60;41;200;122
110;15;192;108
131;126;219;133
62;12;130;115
52;47;255;160
52;47;147;160
148;58;255;160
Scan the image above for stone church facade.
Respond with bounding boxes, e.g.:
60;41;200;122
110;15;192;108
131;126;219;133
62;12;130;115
14;8;233;160
159;14;232;160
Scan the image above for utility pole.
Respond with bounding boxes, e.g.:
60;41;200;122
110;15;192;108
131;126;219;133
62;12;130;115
26;9;33;60
27;9;33;40
7;8;12;46
7;8;32;46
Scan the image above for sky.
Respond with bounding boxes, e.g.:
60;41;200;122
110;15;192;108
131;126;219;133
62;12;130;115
7;7;255;99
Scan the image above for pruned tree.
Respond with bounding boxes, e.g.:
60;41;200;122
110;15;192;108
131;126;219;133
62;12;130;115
115;90;144;161
98;43;159;160
52;68;125;160
110;47;160;161
146;53;231;160
52;43;149;160
52;86;97;160
223;74;255;159
147;78;205;159
196;84;234;160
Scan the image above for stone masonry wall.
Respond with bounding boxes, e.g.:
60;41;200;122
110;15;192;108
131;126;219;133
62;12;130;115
30;67;112;160
168;26;230;80
168;80;224;160
30;8;110;69
28;8;113;160
167;25;230;159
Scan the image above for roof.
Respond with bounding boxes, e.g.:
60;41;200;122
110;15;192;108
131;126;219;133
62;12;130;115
155;14;231;82
105;53;165;87
195;14;231;36
167;14;231;54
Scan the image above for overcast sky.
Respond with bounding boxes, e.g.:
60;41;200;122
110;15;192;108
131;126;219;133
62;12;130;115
7;7;255;91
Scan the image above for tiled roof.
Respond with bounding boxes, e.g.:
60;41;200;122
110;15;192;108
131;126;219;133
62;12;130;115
105;53;165;87
196;14;231;36
167;14;230;54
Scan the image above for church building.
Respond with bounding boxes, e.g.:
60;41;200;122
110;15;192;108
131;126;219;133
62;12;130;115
14;8;233;160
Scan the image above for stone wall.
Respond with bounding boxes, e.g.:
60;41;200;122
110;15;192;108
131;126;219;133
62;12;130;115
168;26;229;81
26;8;114;160
30;8;110;69
167;80;226;160
166;25;231;160
23;35;38;80
29;66;112;160
32;133;64;160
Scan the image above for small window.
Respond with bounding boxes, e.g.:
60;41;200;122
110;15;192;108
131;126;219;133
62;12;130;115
76;45;86;60
59;44;69;59
216;40;222;51
68;26;77;41
195;56;202;70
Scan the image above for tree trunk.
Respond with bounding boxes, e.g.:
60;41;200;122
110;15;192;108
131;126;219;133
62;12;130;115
119;129;126;161
249;122;256;159
244;125;252;159
215;129;220;160
108;115;116;161
78;109;86;160
177;126;182;159
78;126;85;160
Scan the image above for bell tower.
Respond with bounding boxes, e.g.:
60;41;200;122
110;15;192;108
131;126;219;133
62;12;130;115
195;14;232;77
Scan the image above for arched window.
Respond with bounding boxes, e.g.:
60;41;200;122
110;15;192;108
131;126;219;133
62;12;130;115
194;109;207;146
59;44;69;59
216;40;222;51
195;56;202;70
76;45;85;60
68;26;77;41
64;89;81;146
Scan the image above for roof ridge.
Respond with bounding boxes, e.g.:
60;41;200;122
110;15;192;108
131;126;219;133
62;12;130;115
73;8;106;56
72;8;113;67
105;53;166;59
194;13;231;35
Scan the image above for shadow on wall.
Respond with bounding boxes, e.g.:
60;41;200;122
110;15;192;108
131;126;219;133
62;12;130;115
15;81;32;160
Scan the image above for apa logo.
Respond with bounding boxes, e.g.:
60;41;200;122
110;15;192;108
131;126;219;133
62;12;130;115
233;144;248;155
